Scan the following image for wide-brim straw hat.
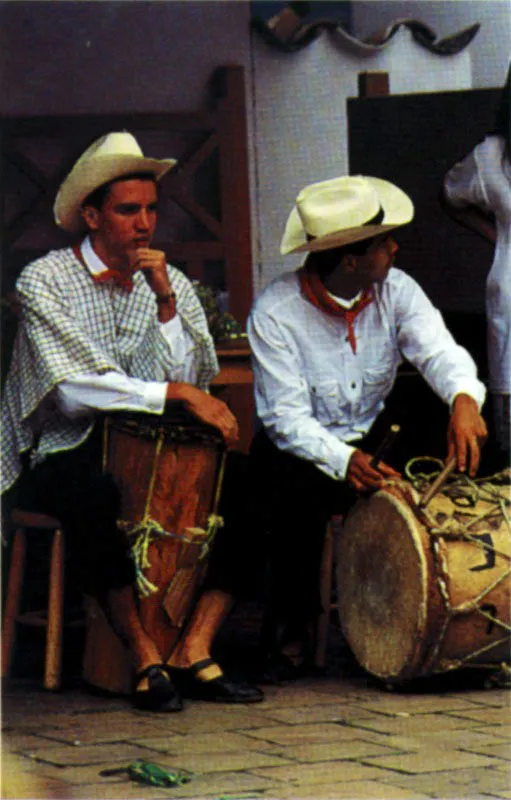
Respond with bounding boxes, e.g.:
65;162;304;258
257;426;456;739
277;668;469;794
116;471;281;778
280;175;414;255
54;132;177;233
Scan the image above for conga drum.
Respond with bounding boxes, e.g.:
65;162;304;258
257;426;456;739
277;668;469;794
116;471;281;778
83;411;225;694
337;474;510;682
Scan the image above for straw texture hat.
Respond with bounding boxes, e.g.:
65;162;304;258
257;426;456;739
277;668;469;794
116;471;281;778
54;132;177;232
280;175;414;255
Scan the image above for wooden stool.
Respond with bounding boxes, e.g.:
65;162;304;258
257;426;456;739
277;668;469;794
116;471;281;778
315;515;343;667
2;510;66;690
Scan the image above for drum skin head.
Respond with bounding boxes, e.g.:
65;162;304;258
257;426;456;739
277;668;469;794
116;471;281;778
337;490;428;680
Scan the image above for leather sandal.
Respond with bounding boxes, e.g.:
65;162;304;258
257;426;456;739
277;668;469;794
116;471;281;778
132;664;183;712
166;658;264;704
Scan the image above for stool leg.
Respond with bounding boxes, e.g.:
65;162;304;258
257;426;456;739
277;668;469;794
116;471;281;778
45;529;64;690
315;523;334;668
2;529;27;678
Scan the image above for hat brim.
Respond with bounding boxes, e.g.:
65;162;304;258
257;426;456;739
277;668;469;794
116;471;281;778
291;222;407;253
54;155;177;233
280;176;414;255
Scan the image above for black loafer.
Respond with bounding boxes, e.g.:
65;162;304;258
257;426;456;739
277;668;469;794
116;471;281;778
168;658;264;704
132;664;183;712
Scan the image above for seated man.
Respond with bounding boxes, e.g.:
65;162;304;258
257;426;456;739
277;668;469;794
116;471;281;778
1;131;263;710
248;175;488;681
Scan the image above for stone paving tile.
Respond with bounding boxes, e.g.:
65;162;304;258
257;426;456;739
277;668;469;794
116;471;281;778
445;706;511;726
345;710;491;736
128;703;279;736
1;750;76;800
70;770;279;800
260;704;379;726
383;730;511;752
4;711;186;745
250;760;388;785
270;737;406;763
462;742;511;761
242;722;376;747
377;765;511;798
151;748;293;774
275;778;433;799
361;747;501;774
3;731;64;752
129;730;284;755
21;741;161;768
257;683;360;709
355;692;497;716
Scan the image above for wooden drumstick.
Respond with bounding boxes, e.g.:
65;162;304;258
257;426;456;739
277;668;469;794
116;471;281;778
418;455;457;508
371;424;401;469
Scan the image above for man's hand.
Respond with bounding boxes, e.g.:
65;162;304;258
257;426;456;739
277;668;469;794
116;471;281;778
166;383;239;446
130;248;173;296
346;449;401;493
130;248;176;320
447;394;488;477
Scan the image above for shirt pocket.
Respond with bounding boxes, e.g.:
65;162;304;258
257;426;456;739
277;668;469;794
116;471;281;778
363;360;396;409
310;380;344;424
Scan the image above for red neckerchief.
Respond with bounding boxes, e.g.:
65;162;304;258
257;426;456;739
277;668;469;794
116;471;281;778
298;265;373;354
73;243;134;293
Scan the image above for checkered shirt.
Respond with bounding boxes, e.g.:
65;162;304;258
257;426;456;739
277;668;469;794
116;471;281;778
1;247;218;492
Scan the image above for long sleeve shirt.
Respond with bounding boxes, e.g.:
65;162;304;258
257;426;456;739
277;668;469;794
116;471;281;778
248;266;486;481
1;239;217;492
444;135;511;393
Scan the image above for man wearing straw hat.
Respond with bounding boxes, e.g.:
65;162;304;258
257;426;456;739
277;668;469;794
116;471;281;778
248;175;488;682
1;132;263;710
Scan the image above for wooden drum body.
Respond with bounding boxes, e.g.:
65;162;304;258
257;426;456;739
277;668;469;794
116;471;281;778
83;412;225;694
337;480;510;682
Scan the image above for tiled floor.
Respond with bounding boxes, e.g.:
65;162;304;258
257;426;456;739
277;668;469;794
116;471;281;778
2;615;510;800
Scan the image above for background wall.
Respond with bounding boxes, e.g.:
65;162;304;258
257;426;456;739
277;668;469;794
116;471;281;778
1;0;509;304
0;1;252;115
352;0;511;88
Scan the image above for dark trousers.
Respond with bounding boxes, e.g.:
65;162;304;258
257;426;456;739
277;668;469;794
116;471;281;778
249;412;397;643
18;427;136;599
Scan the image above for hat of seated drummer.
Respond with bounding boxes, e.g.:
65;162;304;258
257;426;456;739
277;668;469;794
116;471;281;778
54;131;177;233
280;175;414;255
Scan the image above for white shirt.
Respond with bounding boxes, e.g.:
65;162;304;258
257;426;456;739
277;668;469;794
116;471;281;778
248;267;486;481
444;135;511;393
55;237;197;418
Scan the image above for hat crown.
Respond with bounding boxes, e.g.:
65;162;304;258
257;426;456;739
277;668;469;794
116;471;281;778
76;132;144;167
296;177;381;239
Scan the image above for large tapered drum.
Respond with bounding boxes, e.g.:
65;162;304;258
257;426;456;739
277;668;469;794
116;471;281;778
336;478;510;682
83;412;225;694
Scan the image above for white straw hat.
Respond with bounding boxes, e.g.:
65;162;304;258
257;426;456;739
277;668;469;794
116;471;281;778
280;175;414;255
54;132;177;233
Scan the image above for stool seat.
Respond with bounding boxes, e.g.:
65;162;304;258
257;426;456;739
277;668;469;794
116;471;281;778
11;509;62;529
2;509;67;690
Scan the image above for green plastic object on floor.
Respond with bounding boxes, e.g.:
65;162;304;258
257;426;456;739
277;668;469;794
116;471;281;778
127;760;192;787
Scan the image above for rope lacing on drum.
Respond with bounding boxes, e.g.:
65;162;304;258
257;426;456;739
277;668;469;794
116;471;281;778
404;458;511;674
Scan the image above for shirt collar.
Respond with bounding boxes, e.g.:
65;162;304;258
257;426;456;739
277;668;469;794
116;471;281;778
80;236;110;276
326;289;363;309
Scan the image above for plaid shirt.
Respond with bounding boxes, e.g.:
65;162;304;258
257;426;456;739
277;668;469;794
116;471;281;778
1;247;218;492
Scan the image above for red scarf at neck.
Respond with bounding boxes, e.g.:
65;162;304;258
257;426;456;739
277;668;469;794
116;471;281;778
73;244;134;293
298;266;373;354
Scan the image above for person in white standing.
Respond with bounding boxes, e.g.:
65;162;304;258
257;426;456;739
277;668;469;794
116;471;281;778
443;64;511;463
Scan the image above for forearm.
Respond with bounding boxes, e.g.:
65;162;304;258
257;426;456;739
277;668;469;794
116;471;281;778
56;372;167;418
